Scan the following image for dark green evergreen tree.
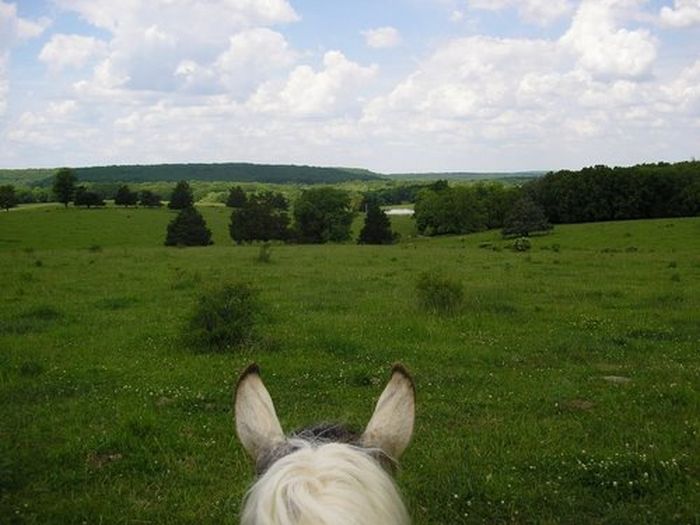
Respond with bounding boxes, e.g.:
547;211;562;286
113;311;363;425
502;196;552;237
226;186;247;208
0;185;18;211
165;207;213;246
358;201;396;244
52;168;77;207
114;185;138;207
168;180;194;209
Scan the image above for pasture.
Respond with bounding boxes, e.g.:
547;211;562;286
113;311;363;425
1;205;698;524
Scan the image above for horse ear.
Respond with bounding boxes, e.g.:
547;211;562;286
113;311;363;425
235;364;285;461
361;364;415;461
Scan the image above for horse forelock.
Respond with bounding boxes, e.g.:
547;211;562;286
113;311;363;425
254;423;396;476
242;440;410;525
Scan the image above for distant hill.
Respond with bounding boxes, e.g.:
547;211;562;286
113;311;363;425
386;171;547;182
0;163;383;186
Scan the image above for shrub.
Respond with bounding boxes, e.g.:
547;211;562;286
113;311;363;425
415;271;464;315
184;283;262;352
512;237;532;252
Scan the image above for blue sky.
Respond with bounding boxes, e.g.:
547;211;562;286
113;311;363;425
1;0;699;172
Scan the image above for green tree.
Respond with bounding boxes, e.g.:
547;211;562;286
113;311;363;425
165;207;213;246
168;180;194;209
139;190;162;207
0;185;18;211
358;201;396;244
414;185;488;236
114;185;138;207
502;196;552;237
293;187;355;243
74;186;105;208
52;168;77;207
226;186;247;208
229;193;290;244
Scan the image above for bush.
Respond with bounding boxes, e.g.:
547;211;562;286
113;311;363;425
512;237;532;252
184;283;262;351
415;271;464;315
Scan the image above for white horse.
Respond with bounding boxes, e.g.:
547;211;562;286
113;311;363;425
234;363;415;525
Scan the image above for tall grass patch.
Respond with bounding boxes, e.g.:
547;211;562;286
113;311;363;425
415;271;464;315
183;282;263;352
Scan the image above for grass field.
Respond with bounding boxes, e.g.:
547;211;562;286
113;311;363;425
1;205;698;524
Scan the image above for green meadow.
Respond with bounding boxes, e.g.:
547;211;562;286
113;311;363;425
1;205;698;524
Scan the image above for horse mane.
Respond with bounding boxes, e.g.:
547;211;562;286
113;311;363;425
241;440;410;525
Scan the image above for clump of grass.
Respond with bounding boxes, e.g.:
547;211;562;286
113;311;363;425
255;243;272;264
88;244;103;253
670;273;681;282
416;271;464;315
183;282;263;352
19;361;44;377
1;305;62;335
34;259;43;267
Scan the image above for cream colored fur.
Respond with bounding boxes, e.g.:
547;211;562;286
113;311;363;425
241;440;410;525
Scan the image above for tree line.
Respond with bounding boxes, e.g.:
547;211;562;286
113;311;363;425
412;161;699;237
166;184;396;247
524;161;700;223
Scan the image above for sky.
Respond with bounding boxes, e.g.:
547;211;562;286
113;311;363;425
0;0;698;173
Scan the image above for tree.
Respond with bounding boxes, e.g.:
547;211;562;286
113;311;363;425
502;196;552;237
229;193;290;244
165;207;213;246
168;180;194;209
139;190;162;207
0;185;18;211
358;201;396;244
114;185;138;207
226;186;247;208
53;168;77;207
74;186;105;208
293;188;355;243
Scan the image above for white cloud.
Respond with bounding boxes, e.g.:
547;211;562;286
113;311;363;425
53;0;300;94
248;51;377;116
467;0;573;25
39;34;108;71
561;0;657;79
214;28;297;96
362;26;402;48
0;1;48;115
660;0;700;27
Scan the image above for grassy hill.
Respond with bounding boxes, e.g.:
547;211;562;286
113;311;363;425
0;206;698;523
